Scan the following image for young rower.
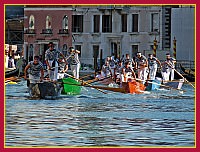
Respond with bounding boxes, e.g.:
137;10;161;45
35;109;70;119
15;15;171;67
122;61;136;82
147;54;162;80
135;52;148;83
67;47;81;79
114;60;124;84
45;42;67;82
101;61;112;78
24;56;44;96
57;55;68;79
161;53;176;81
123;54;135;69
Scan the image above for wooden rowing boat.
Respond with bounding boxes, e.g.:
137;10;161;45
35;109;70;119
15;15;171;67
121;80;146;94
59;77;81;95
145;78;162;91
180;64;195;82
5;68;19;78
163;79;184;90
29;81;61;99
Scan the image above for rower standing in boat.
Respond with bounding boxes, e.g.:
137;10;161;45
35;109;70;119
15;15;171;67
24;56;44;96
45;42;67;82
110;54;116;76
101;61;112;78
162;53;176;81
66;47;81;79
122;61;136;82
114;60;124;84
123;54;135;69
57;55;69;79
147;54;162;80
135;52;148;83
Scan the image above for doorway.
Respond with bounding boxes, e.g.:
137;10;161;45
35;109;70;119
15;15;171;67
111;41;121;59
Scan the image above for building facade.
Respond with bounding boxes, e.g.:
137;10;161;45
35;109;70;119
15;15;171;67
72;5;166;66
24;6;73;63
171;6;195;62
23;5;194;68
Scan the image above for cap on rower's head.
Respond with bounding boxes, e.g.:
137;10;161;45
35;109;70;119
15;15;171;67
137;52;142;56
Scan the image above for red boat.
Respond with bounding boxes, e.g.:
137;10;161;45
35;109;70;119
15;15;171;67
121;80;146;94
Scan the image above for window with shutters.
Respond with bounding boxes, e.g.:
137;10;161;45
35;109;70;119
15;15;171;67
72;15;83;32
121;14;127;32
102;15;112;33
132;14;138;32
94;15;100;33
151;13;159;32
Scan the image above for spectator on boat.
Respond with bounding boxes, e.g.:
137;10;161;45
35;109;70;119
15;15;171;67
162;53;176;81
66;46;81;79
135;52;148;83
101;61;112;78
8;56;15;68
122;61;136;82
24;55;44;84
45;42;67;82
114;60;124;84
147;54;162;80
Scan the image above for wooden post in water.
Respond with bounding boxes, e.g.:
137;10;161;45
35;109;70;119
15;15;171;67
100;49;103;70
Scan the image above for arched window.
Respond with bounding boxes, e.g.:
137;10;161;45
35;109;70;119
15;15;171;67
46;15;52;29
62;15;68;30
29;15;35;29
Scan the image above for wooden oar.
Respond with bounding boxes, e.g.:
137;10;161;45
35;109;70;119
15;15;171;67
64;73;107;94
166;62;195;89
79;72;96;79
85;76;112;84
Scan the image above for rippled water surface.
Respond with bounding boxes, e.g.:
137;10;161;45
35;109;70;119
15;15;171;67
5;80;195;147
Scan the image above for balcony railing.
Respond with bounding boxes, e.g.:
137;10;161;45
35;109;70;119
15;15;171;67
24;29;36;35
40;29;53;34
58;29;69;35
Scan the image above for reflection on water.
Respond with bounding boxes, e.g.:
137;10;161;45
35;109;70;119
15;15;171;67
5;80;195;147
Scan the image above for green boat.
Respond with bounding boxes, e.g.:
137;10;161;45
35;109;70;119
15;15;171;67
60;77;81;95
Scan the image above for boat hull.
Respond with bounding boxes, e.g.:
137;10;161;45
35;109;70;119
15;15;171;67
164;79;184;90
60;78;81;95
180;64;195;82
5;68;19;78
145;78;161;91
29;82;61;99
122;80;146;94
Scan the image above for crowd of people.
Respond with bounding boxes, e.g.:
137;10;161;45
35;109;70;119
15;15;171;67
24;41;176;90
99;52;176;85
24;42;80;86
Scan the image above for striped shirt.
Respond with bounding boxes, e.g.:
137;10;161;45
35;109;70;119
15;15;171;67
28;61;43;77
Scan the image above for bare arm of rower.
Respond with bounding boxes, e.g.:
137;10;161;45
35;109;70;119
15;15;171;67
45;59;51;70
131;69;136;79
40;68;44;81
156;58;162;68
75;50;80;54
60;52;68;65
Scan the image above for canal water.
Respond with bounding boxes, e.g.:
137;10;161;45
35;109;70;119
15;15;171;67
5;80;195;147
